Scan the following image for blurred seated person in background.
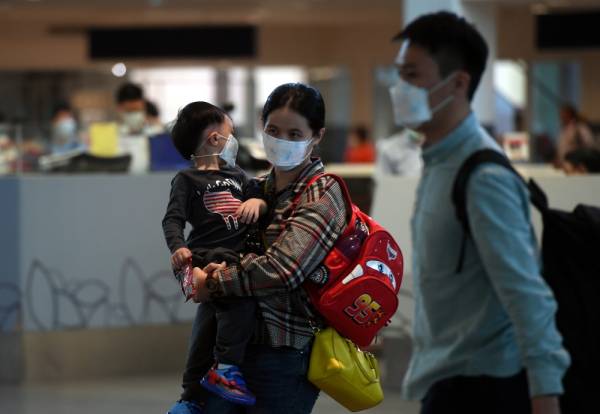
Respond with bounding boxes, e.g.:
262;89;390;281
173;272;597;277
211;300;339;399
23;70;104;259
116;82;147;136
50;102;84;154
563;147;600;175
145;99;165;136
375;128;423;177
221;101;235;116
556;103;595;167
0;113;16;174
344;124;375;163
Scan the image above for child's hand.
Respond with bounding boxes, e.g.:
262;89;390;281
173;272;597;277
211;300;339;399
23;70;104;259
171;247;192;269
236;198;267;224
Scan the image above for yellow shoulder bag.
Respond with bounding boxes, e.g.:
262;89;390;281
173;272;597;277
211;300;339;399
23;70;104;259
308;327;384;412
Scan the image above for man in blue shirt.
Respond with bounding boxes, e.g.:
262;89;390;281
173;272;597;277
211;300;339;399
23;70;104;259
388;12;570;414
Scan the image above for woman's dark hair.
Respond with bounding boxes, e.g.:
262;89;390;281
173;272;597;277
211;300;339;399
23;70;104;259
171;101;228;160
261;83;325;136
394;11;488;101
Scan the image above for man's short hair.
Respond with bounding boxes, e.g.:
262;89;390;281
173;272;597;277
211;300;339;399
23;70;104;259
394;11;489;101
116;82;144;104
145;100;160;118
51;102;72;119
565;148;600;173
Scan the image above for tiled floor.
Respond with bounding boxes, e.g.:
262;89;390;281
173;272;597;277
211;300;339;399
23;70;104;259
0;374;419;414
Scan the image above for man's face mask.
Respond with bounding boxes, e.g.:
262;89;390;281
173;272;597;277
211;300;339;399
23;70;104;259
191;134;239;168
53;117;77;141
261;132;314;171
122;111;146;132
389;72;457;130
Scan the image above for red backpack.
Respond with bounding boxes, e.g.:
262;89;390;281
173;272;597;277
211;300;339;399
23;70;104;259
295;173;404;348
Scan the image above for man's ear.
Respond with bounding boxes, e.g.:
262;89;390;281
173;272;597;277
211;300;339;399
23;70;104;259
455;71;471;99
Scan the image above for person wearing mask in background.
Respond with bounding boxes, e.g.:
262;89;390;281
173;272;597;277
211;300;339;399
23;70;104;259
145;99;165;136
556;104;595;168
50;103;83;154
374;127;423;177
562;147;600;175
344;125;376;163
390;12;569;414
116;82;147;136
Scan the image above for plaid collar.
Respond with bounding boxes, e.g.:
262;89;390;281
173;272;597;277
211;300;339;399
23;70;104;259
264;158;325;199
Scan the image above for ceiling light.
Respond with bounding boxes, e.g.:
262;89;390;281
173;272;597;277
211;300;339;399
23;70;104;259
112;63;127;77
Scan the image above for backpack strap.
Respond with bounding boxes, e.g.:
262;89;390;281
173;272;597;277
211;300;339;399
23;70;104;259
290;172;354;224
451;149;525;273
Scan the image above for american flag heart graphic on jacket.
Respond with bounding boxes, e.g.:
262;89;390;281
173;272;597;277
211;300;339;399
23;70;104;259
203;190;242;230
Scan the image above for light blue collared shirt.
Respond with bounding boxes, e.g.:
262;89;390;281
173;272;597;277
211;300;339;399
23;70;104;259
402;113;570;400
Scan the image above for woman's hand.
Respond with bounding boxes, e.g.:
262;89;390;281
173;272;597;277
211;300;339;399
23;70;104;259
203;261;227;275
191;267;210;303
171;247;192;269
236;198;267;224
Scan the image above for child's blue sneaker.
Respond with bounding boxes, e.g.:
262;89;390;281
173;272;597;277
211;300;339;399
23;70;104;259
167;399;203;414
199;365;256;406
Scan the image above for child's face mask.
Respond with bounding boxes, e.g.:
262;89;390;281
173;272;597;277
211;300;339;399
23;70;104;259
191;134;239;167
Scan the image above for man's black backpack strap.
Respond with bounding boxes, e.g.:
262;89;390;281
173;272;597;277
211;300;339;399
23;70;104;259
451;149;528;273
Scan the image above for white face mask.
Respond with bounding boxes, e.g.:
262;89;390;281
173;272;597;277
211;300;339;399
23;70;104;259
389;73;456;130
53;118;77;141
191;134;239;168
261;132;313;171
122;111;146;132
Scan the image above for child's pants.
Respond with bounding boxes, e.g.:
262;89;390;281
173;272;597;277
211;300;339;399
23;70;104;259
179;247;256;402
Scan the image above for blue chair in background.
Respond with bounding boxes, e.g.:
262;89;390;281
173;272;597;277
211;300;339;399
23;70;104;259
149;133;189;171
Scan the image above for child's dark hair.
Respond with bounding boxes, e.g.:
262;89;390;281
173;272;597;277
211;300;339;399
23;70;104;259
171;101;228;160
394;11;488;101
261;83;325;136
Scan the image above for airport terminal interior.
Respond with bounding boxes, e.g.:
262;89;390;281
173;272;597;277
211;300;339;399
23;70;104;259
1;0;600;413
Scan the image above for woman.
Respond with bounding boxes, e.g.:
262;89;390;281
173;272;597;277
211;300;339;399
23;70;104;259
191;83;348;414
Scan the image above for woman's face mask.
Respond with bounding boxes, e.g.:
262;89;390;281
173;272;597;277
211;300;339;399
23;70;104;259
191;134;239;168
389;72;457;130
261;132;314;171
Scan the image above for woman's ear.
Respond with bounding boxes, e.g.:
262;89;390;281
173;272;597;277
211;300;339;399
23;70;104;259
314;127;326;145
